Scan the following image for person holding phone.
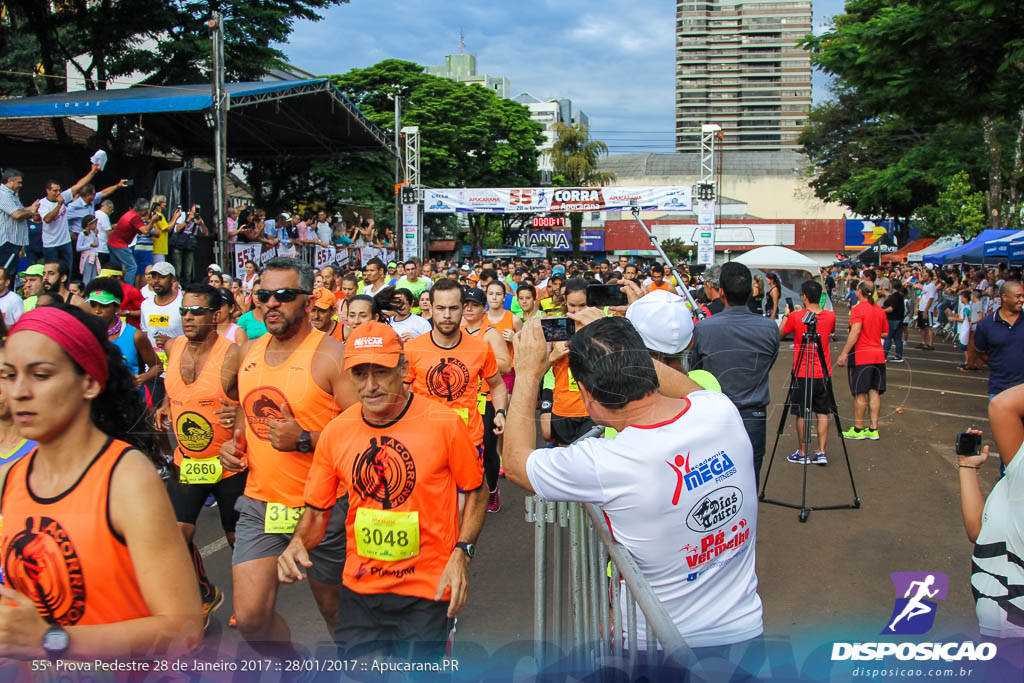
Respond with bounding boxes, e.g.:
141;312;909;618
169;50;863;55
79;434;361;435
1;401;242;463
959;385;1024;644
170;206;207;285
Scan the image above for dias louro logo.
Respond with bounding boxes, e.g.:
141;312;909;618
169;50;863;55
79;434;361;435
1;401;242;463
831;572;997;663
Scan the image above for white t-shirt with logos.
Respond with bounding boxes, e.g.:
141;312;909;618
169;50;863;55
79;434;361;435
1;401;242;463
526;390;762;648
37;189;74;248
917;281;937;312
972;441;1024;639
389;313;432;340
140;290;183;377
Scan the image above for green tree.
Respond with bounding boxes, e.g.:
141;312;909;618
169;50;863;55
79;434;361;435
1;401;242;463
329;60;546;255
804;0;1024;228
549;122;615;257
798;87;987;244
916;171;988;239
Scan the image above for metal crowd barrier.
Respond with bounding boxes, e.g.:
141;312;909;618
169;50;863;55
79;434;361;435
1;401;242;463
525;428;690;673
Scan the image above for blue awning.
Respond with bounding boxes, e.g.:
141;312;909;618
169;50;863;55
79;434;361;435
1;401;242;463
0;79;396;159
983;229;1024;258
922;229;1020;265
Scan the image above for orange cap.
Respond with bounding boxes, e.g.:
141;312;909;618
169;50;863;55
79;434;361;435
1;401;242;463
344;321;403;370
311;287;336;310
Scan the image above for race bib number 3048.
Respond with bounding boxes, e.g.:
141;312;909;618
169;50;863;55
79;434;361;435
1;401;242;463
354;508;420;562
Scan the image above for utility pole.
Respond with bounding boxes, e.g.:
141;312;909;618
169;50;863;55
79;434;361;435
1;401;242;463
209;13;228;263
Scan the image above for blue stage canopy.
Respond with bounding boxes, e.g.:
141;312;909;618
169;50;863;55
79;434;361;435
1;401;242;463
0;79;396;159
922;229;1019;265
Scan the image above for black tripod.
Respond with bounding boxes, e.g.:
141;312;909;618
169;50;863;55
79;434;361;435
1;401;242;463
759;312;861;522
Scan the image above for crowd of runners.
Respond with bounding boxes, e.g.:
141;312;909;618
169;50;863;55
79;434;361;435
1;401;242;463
0;164;1023;674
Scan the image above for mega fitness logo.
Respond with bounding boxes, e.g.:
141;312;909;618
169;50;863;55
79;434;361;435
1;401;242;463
352;436;417;509
831;571;997;663
242;386;289;441
175;411;214;452
4;517;86;626
425;357;471;402
666;450;737;504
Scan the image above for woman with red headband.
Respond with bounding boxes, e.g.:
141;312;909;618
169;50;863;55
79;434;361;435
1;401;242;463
0;304;202;661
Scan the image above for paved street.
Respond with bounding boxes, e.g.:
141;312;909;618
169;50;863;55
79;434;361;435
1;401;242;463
190;304;997;665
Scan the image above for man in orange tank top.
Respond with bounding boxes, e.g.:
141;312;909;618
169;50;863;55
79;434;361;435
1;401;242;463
219;257;357;660
156;283;243;630
309;286;345;342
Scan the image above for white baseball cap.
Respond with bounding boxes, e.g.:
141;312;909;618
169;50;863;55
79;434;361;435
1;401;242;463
626;289;695;354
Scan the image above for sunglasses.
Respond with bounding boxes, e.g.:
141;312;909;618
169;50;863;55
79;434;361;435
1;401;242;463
255;288;311;303
179;306;218;316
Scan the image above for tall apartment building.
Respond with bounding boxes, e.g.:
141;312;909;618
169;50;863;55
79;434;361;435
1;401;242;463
513;92;589;182
425;52;511;99
675;0;812;152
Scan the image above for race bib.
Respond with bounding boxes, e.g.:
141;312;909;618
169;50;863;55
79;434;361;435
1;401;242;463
453;407;469;425
477;393;487;415
264;502;303;534
179;457;223;484
567;368;580;392
156;349;168;366
354;507;420;562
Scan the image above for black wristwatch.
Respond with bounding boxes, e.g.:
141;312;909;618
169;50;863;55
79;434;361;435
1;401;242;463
455;542;475;560
42;625;70;660
495;409;507;418
296;430;312;453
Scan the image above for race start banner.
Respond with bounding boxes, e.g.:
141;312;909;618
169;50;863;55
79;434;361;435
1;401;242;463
422;186;692;214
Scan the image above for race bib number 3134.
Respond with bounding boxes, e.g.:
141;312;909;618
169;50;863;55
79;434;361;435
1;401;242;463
264;503;303;534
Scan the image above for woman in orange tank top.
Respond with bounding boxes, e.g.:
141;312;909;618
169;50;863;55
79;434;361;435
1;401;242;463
0;304;201;661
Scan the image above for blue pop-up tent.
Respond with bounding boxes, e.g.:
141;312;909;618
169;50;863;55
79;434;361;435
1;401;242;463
1010;238;1024;263
922;229;1020;264
983;229;1024;260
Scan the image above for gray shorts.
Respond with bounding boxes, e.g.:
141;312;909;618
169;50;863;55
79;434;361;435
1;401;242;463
232;494;348;586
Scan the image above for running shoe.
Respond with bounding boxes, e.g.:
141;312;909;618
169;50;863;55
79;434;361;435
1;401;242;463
842;427;867;440
229;614;237;628
812;451;828;465
958;363;969;372
499;466;505;478
202;586;224;630
864;428;880;440
787;450;811;465
890;356;904;363
487;488;501;513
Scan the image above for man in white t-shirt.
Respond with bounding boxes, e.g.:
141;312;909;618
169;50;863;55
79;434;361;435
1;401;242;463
140;262;183;407
95;200;114;260
505;315;763;652
315;210;333;245
916;269;937;350
0;266;23;325
388;288;431;340
36;164;100;272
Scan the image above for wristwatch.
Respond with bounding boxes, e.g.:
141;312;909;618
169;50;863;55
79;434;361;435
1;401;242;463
455;542;475;560
296;430;312;453
495;409;507;418
42;625;70;660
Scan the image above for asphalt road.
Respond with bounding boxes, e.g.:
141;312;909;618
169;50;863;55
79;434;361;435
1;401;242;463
190;304;999;668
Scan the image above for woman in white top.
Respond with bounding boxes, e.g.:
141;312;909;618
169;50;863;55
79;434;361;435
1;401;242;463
215;287;248;345
240;260;258;294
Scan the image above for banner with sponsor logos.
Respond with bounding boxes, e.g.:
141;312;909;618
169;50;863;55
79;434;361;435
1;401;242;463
423;186;692;214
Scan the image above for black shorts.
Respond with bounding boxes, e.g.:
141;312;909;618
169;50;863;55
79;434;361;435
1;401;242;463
335;585;450;661
550;413;597;446
848;363;886;396
916;311;932;328
789;377;833;416
166;467;248;531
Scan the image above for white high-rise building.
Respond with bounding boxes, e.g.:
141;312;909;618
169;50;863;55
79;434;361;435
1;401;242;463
513;92;588;181
675;0;812;152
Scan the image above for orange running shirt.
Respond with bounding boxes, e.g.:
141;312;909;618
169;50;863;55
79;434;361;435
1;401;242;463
1;439;151;626
404;331;497;446
648;281;674;293
328;320;346;344
552;355;588;417
239;329;342;507
305;394;481;600
488;309;516;365
164;335;237;470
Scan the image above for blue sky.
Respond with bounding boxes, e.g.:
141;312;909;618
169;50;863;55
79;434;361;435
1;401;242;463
281;0;847;154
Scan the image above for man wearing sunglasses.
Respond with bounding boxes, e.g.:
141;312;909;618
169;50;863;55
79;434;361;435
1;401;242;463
140;261;183;408
219;257;358;662
156;283;245;630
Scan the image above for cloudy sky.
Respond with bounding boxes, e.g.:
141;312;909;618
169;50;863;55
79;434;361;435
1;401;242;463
281;0;846;154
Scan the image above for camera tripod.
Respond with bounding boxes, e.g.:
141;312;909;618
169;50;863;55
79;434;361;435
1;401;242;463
759;313;861;522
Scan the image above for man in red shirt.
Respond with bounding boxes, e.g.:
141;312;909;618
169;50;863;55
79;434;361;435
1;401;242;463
780;280;837;464
98;263;144;329
837;280;888;440
108;197;151;287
